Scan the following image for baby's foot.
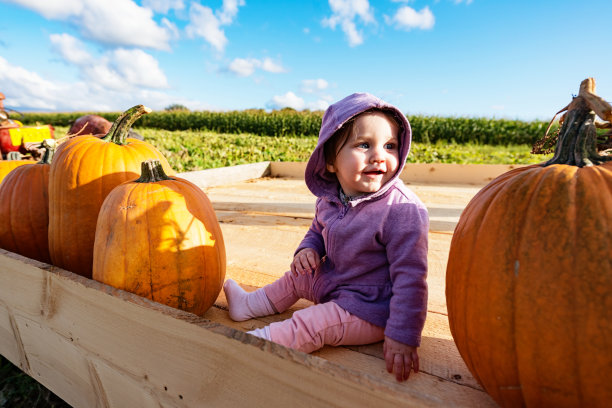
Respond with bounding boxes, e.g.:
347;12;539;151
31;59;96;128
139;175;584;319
248;325;271;341
223;279;275;321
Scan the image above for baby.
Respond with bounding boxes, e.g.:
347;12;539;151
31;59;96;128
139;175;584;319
224;93;429;381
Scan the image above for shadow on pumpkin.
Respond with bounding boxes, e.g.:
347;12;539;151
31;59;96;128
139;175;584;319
50;170;145;278
93;176;225;317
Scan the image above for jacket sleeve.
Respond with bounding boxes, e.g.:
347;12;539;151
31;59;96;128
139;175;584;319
383;201;429;347
295;198;326;257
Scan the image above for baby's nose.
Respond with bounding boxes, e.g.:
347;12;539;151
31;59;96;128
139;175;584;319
370;148;386;162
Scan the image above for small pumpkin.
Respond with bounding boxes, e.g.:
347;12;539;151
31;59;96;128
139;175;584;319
0;140;55;263
446;78;612;407
48;105;173;278
68;114;143;140
93;159;226;316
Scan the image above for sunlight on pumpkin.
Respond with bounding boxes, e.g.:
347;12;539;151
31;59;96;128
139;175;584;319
150;192;217;253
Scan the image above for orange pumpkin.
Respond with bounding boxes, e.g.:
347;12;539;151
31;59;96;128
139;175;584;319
0;159;33;185
93;159;225;316
48;105;173;278
446;79;612;407
0;141;54;263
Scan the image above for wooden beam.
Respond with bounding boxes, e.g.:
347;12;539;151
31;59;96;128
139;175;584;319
177;161;271;188
0;250;495;407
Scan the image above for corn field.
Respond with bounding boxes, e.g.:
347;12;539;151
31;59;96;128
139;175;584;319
21;110;557;146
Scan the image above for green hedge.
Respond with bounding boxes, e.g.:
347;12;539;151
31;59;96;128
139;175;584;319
20;110;556;145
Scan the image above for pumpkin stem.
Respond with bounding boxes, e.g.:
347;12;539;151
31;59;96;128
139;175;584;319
135;159;174;183
37;139;56;165
543;78;612;167
102;105;151;145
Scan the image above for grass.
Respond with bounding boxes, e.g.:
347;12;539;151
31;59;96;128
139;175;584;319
0;357;70;408
138;128;552;171
52;126;552;172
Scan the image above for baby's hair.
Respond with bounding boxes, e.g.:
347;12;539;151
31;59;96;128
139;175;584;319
324;108;402;167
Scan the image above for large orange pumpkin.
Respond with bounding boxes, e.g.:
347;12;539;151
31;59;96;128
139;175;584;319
0;140;54;263
446;78;612;407
93;159;225;316
48;105;173;278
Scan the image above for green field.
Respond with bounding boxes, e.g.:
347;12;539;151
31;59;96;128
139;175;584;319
53;126;552;173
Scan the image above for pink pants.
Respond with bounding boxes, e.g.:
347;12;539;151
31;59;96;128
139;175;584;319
263;271;384;353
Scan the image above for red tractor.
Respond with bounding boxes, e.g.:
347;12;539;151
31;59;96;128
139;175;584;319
0;92;54;160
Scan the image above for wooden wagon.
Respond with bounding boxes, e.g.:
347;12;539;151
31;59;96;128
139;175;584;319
0;162;518;407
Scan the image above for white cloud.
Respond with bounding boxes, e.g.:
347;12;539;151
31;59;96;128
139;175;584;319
110;49;168;88
227;57;286;77
4;0;84;19
308;99;331;111
0;56;206;112
387;6;435;30
161;17;180;39
301;79;329;93
186;4;226;52
50;33;168;91
268;92;330;111
50;33;91;65
261;58;286;74
6;0;174;50
228;58;256;77
322;0;375;47
218;0;244;24
269;92;305;110
0;56;66;110
185;0;245;52
142;0;185;14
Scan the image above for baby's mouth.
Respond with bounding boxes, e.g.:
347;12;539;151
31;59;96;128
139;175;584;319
364;169;384;176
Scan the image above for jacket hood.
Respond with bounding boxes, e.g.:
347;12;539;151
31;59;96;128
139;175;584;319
305;93;412;199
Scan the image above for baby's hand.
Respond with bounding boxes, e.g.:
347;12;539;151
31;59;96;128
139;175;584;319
383;336;419;382
291;248;321;276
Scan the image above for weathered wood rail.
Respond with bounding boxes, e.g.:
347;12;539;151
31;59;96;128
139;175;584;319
0;162;511;407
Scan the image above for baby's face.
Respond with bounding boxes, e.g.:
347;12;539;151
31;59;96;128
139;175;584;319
326;111;399;197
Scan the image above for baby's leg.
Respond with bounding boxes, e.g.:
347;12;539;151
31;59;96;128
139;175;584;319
224;271;315;322
266;302;384;353
223;279;276;321
263;271;316;312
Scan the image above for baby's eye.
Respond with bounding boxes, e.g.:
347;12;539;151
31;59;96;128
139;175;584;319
385;142;397;149
358;142;369;148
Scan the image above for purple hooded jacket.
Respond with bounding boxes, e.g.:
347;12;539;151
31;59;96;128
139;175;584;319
298;93;429;346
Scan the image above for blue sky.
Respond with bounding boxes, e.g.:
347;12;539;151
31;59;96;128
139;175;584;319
1;0;611;121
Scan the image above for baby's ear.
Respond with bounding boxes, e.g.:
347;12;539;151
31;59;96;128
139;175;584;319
326;162;336;173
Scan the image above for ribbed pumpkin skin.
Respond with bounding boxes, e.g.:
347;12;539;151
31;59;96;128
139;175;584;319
48;136;173;278
0;160;33;185
92;175;226;316
0;162;51;263
446;163;612;407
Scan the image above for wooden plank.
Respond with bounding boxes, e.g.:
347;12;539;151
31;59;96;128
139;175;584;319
264;161;521;185
0;250;494;407
176;161;520;189
313;348;495;408
208;301;493;406
177;161;271;188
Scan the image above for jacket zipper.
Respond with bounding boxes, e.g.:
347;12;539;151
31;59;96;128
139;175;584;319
324;203;350;264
